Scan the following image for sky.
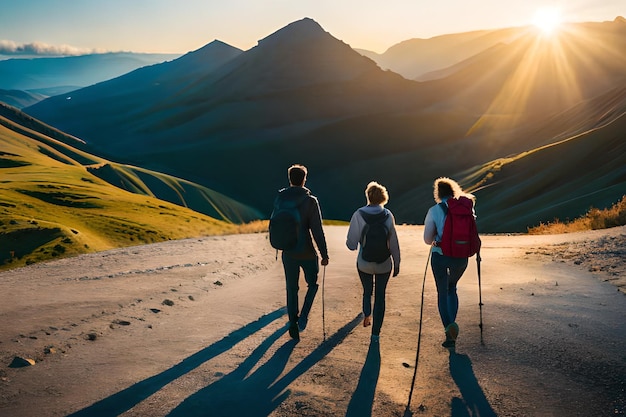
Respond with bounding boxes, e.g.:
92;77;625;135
0;0;623;57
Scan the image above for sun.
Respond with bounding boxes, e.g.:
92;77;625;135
532;7;563;35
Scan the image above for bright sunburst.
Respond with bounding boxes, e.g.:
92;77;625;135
532;7;563;35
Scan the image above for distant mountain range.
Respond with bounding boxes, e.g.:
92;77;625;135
0;52;181;108
356;26;524;80
12;17;626;232
0;52;181;90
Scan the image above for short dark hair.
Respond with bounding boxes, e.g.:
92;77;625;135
288;164;307;186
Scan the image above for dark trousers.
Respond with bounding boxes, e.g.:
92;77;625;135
358;269;391;336
431;252;468;328
282;253;319;326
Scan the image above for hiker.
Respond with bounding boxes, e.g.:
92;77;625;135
270;164;329;341
346;181;400;341
423;177;478;348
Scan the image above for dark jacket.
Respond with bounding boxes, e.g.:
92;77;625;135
274;186;328;260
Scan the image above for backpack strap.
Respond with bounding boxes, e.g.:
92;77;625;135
438;201;448;215
434;202;448;247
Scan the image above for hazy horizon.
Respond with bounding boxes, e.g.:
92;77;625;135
0;0;623;57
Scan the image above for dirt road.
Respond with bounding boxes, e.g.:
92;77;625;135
1;226;624;416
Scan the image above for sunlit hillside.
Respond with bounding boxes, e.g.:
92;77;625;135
0;105;264;270
0;104;262;223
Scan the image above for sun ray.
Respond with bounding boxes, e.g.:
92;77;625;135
463;19;625;141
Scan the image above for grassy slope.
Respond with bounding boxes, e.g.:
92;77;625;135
0;118;241;271
0;103;263;223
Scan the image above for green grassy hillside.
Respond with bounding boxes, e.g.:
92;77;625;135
0;103;262;223
0;114;246;271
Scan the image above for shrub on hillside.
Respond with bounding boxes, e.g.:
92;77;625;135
588;195;626;229
528;195;626;234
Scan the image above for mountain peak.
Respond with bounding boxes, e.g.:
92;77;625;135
176;39;242;70
187;39;241;57
257;18;330;47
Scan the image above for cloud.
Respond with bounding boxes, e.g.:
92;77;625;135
0;40;101;56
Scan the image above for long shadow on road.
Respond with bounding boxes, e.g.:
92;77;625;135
449;351;497;417
69;308;361;417
168;314;363;417
345;339;381;417
67;308;287;417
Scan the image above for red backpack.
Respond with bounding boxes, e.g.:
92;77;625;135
439;196;481;258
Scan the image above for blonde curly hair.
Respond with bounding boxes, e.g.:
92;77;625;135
433;177;464;203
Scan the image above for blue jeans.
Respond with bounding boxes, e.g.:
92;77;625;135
358;269;391;336
431;253;468;328
282;254;319;326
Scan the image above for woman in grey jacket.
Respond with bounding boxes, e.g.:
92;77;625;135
346;181;400;341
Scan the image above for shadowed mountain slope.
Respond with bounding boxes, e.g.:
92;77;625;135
0;86;79;108
0;89;49;109
23;41;243;149
24;18;626;230
26;18;435;214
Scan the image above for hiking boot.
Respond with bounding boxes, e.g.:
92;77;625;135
445;322;459;341
363;316;372;327
442;339;456;349
298;316;308;332
288;323;300;340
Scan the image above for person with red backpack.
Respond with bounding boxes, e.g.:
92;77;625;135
423;177;481;348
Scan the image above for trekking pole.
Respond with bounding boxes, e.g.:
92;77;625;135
322;264;327;342
405;249;432;414
477;251;484;345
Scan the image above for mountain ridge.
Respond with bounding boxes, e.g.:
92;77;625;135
20;17;626;231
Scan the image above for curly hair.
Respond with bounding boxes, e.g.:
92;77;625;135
433;177;464;203
366;181;389;206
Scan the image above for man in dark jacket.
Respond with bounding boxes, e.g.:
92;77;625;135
273;164;329;340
